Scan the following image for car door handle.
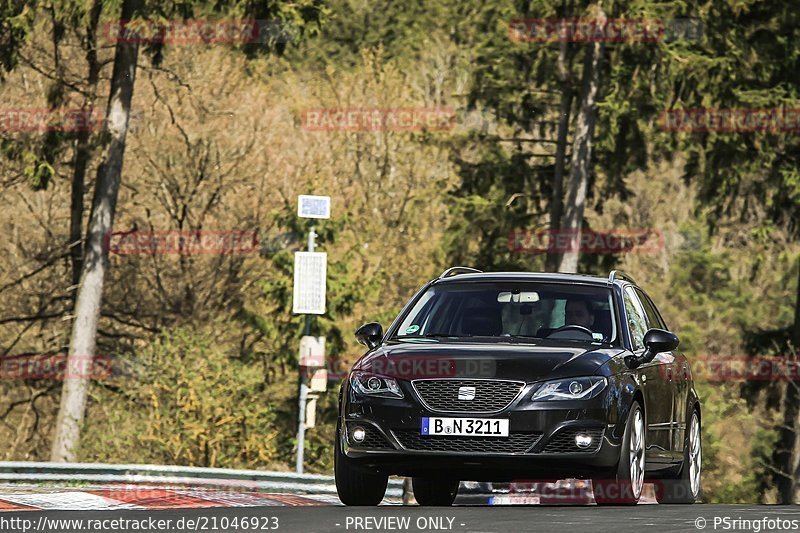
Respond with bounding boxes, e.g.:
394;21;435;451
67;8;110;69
666;367;673;381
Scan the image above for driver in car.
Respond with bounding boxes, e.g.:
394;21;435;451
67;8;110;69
564;298;595;330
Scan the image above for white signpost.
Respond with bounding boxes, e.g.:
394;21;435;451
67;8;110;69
292;252;327;315
294;195;330;474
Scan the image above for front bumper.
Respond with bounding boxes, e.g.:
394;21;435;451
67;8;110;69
340;381;624;480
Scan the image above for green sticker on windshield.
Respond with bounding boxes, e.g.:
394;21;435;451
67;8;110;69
405;325;420;334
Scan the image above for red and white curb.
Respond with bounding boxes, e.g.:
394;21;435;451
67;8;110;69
0;487;339;511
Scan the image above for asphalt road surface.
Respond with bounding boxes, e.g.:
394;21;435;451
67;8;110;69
3;505;800;533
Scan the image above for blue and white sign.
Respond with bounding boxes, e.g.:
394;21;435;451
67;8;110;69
297;195;331;219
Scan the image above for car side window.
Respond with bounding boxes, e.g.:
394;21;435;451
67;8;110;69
634;288;667;330
623;287;648;351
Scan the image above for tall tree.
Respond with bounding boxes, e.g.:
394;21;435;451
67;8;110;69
69;0;103;293
545;38;575;272
51;0;144;461
557;6;605;273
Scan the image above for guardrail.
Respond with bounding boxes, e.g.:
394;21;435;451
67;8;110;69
0;462;404;498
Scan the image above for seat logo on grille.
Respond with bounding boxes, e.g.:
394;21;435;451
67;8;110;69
458;386;476;400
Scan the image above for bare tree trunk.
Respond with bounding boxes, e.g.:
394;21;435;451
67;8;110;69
69;0;102;293
546;38;573;272
777;259;800;503
557;7;605;274
51;0;142;462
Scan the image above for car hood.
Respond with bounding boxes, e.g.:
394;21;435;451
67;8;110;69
354;340;625;382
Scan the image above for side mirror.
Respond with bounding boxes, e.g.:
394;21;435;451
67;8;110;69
625;328;679;369
355;322;383;349
643;328;679;354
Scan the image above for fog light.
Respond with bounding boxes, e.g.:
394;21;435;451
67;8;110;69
352;427;366;443
575;434;593;448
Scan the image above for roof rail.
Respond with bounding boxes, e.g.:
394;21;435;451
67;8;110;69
438;266;483;279
608;270;637;285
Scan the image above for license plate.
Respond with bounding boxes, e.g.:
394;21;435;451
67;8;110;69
421;417;509;437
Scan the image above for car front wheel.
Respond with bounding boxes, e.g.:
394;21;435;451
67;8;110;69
594;400;645;505
334;425;388;506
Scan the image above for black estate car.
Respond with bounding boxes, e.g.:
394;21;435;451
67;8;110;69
335;268;701;506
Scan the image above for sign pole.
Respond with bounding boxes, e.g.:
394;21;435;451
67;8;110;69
296;377;307;473
294;196;329;474
296;225;317;474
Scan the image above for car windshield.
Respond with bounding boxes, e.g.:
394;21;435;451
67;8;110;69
393;281;617;345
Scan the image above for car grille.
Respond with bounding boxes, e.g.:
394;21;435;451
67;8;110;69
393;430;542;454
346;423;394;450
411;379;524;413
541;428;604;453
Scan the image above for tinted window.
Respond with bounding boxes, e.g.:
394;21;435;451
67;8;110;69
394;281;618;344
623;287;648;350
634;288;667;330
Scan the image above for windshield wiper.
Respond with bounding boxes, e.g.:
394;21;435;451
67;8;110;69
396;333;472;339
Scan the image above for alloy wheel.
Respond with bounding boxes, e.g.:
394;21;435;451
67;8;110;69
629;409;645;499
688;413;702;498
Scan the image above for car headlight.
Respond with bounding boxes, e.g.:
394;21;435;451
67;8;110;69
349;371;404;399
530;376;607;401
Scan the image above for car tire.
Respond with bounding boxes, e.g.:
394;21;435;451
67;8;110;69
334;425;388;506
412;477;460;506
593;400;645;505
656;410;702;504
